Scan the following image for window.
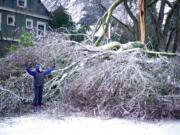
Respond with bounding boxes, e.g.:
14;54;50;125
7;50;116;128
26;19;33;29
7;15;15;26
17;0;27;8
37;21;46;37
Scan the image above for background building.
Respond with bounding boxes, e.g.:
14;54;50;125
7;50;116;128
0;0;51;45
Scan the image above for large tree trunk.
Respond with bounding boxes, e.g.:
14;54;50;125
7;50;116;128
165;29;175;52
173;1;180;53
150;9;165;50
124;0;140;40
163;1;178;37
140;0;145;44
158;0;166;30
146;0;167;50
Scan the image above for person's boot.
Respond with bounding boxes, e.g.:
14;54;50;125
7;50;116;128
33;106;38;112
37;105;41;112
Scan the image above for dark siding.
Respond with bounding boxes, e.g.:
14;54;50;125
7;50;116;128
0;10;18;38
0;0;50;41
0;9;49;39
0;0;50;17
28;0;49;16
0;0;16;8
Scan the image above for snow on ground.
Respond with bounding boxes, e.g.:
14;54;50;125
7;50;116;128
0;113;180;135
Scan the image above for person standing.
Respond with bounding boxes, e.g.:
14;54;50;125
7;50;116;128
26;63;55;112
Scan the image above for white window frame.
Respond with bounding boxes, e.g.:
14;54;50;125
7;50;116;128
7;15;15;26
0;13;2;31
17;0;27;8
37;21;46;37
26;18;33;29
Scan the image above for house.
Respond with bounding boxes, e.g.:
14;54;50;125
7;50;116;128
0;0;51;45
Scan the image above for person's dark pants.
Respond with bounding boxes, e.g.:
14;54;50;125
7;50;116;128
33;86;43;106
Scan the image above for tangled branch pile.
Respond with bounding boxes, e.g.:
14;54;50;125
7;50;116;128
0;32;180;119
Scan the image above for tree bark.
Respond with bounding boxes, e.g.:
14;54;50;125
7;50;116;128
165;29;175;52
158;0;166;30
150;7;165;50
124;0;140;40
140;0;145;44
163;1;178;37
173;1;180;53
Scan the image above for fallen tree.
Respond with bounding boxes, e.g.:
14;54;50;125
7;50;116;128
0;32;180;119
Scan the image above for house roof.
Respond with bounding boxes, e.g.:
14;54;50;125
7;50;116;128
39;0;51;17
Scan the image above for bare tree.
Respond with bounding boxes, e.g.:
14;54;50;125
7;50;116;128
94;0;125;46
93;0;178;52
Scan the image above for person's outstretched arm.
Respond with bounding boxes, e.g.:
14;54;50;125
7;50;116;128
44;67;54;76
26;68;36;76
25;62;35;76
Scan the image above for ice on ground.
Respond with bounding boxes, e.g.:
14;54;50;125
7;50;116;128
0;113;180;135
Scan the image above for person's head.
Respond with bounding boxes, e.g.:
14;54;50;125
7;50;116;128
35;64;42;72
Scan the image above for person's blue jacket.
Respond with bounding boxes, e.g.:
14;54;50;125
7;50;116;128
26;64;54;87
